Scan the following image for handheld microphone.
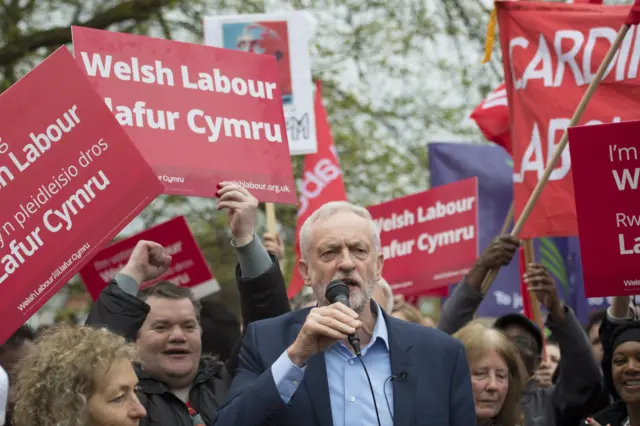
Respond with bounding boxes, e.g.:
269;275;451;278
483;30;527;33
325;280;362;356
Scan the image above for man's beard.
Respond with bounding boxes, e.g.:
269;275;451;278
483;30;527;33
314;277;374;313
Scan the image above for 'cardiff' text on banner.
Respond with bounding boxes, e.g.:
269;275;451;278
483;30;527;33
497;1;640;238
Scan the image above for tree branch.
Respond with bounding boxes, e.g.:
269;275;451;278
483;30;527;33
0;0;174;66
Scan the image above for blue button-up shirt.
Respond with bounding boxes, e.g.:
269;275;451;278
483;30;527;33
271;303;394;426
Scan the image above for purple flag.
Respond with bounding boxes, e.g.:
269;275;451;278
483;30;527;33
429;142;593;322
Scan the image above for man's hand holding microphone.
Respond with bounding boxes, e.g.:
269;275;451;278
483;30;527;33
287;281;363;368
287;303;362;367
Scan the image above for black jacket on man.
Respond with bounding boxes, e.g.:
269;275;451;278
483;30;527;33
85;256;290;426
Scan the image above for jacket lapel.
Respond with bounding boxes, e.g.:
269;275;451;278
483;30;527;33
385;314;416;426
290;309;333;426
303;352;333;426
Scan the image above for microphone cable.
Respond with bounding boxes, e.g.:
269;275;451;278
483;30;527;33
383;375;394;421
357;354;382;426
383;371;406;421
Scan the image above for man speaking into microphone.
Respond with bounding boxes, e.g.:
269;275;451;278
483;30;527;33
214;202;475;426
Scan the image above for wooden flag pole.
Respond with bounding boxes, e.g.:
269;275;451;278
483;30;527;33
499;202;515;236
480;22;632;293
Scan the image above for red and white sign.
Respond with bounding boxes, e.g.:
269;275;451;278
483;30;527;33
367;178;479;297
0;47;162;344
497;1;640;238
80;216;218;300
71;26;296;204
568;120;640;297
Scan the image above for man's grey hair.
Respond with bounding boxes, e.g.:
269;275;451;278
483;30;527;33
299;201;381;261
376;277;394;312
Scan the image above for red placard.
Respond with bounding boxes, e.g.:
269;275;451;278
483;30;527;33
71;26;296;204
568;120;640;297
79;216;218;300
497;1;640;238
367;178;478;297
0;47;162;344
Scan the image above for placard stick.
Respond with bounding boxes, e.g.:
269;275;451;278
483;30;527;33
266;202;277;234
499;202;515;236
480;202;514;293
523;239;548;361
480;20;632;293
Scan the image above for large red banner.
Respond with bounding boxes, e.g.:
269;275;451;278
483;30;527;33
71;26;296;204
497;1;640;238
569;120;640;297
80;216;218;300
0;47;162;344
367;178;478;296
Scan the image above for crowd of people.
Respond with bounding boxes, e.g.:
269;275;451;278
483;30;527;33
0;183;636;426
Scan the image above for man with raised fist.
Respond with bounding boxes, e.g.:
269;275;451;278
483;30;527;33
85;182;290;426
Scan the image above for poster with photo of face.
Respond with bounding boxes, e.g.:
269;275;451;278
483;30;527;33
221;21;293;105
205;11;317;155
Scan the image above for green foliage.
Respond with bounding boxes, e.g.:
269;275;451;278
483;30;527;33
0;0;506;315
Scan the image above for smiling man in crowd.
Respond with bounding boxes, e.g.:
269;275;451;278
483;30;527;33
85;183;290;426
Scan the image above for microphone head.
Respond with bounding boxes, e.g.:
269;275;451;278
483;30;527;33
325;280;349;304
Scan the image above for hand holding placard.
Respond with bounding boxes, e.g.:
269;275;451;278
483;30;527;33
216;182;259;247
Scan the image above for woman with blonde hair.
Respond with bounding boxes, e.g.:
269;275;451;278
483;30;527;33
391;300;435;326
454;321;527;426
11;325;146;426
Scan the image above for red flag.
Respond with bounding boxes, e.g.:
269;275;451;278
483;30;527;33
497;1;640;238
519;247;533;320
288;81;348;299
627;0;640;25
470;83;511;155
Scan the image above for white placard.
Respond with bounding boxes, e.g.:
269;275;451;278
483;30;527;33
204;11;317;155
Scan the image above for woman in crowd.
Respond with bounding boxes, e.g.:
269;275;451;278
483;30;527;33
10;325;146;426
455;321;527;426
391;300;435;327
588;323;640;426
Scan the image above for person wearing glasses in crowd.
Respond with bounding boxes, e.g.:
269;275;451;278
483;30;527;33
438;236;603;426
